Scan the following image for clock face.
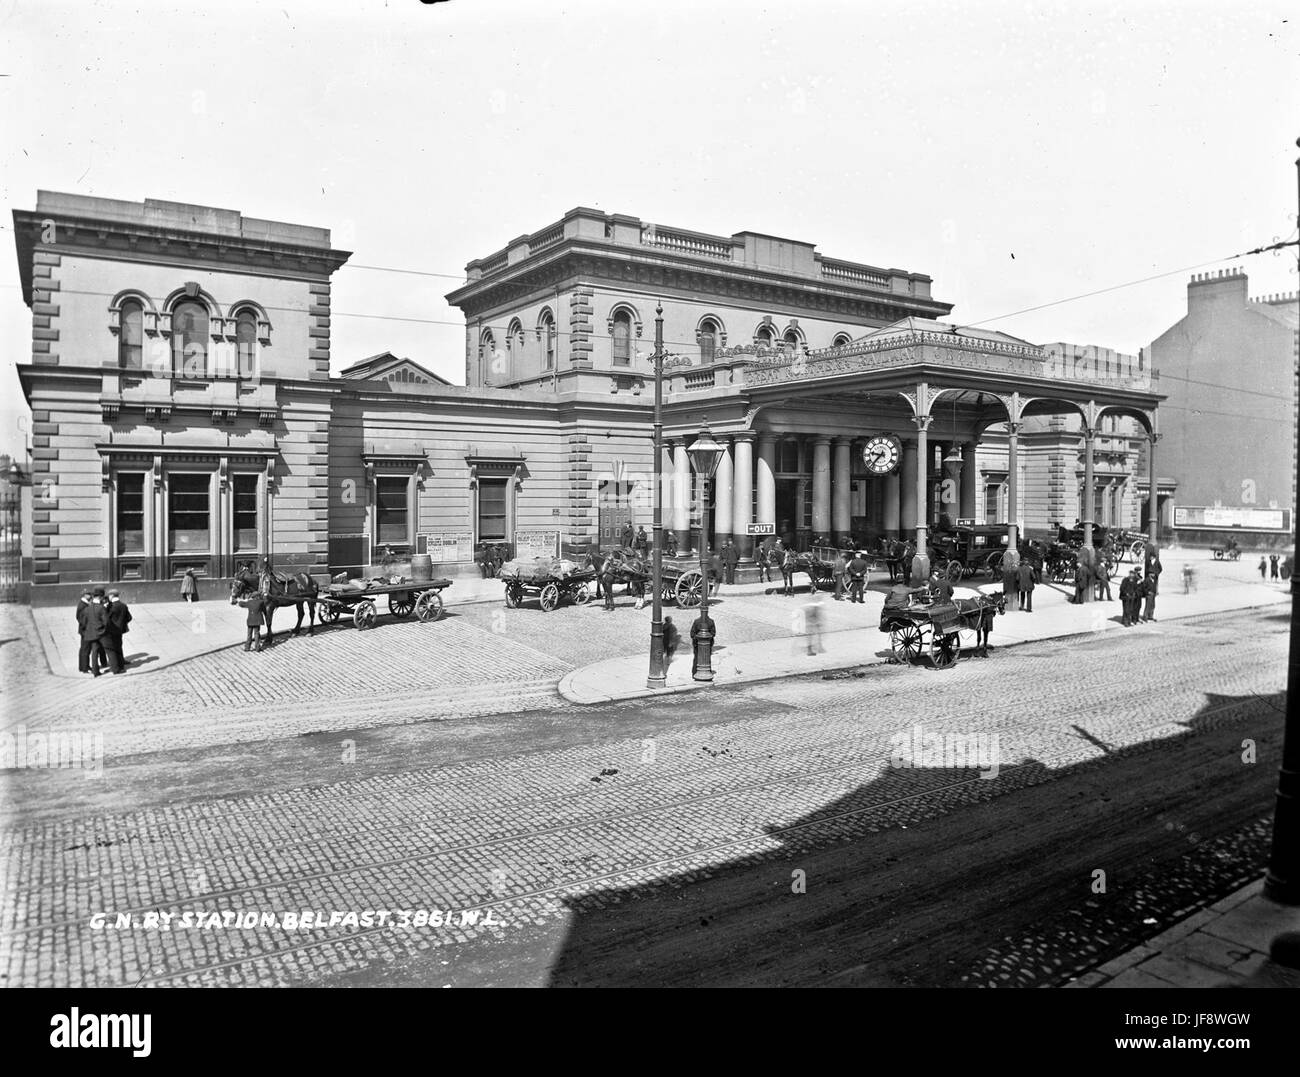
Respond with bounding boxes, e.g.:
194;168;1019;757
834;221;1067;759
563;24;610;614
863;435;902;475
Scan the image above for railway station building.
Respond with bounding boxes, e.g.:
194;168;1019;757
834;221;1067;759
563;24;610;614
10;192;1163;599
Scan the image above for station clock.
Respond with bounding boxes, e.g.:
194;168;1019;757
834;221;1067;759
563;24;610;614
863;434;902;476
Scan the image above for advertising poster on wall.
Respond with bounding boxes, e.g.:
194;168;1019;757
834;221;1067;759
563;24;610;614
514;529;560;561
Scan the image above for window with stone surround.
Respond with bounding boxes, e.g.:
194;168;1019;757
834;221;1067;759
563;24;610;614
115;472;145;553
612;310;632;366
375;476;409;545
477;478;508;542
168;472;212;554
698;318;720;363
119;300;144;369
539;310;556;370
171;300;209;378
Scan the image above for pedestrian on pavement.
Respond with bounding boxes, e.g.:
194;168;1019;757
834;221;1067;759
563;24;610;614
1182;563;1196;594
662;616;679;667
847;550;869;603
1094;559;1113;602
901;541;916;585
665;530;678;558
181;567;199;603
1001;544;1021;606
831;551;847;601
690;611;716;676
103;589;131;674
82;588;110;676
1071;561;1089;604
621;522;635;550
634;526;649;557
1120;569;1140;626
1259;555;1268;578
755;541;771;584
722;539;740;585
1270;553;1280;579
709;549;724;595
1142;557;1162;621
75;589;103;675
1017;559;1035;612
801;590;824;656
239;590;266;651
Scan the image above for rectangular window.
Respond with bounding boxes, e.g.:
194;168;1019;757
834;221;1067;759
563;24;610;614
1094;484;1106;526
984;483;1001;525
116;472;145;553
375;476;409;545
168;472;211;553
478;478;508;542
233;473;259;552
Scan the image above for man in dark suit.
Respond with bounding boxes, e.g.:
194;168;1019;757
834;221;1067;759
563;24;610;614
1119;568;1140;626
1017;559;1036;612
82;588;110;677
1142;556;1162;621
75;589;96;674
620;522;635;550
239;591;266;651
722;540;740;585
104;589;132;674
928;571;955;605
847;551;870;603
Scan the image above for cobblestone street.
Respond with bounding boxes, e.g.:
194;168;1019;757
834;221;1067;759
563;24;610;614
0;600;1286;988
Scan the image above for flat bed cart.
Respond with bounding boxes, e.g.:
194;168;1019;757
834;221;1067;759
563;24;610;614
502;568;597;611
879;593;1005;669
1211;542;1241;561
610;560;707;608
318;578;453;630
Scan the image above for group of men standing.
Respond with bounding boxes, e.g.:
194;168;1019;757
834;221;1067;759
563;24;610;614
75;587;133;676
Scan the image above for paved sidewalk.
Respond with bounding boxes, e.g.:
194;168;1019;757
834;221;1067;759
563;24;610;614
559;569;1291;704
1069;880;1300;989
29;574;512;678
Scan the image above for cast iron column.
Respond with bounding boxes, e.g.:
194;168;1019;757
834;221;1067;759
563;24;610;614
647;305;666;689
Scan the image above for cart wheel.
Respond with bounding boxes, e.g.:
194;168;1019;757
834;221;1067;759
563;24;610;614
388;592;414;618
321;604;341;624
945;560;964;583
931;631;960;669
415;590;444;622
890;623;924;663
985;551;1004;578
572;583;592;606
1128;539;1147;563
353;599;378;631
539;583;560;612
504;584;520;609
675;570;704;608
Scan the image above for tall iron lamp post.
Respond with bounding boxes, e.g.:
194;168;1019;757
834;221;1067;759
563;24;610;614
687;423;724;682
646;305;667;688
1264;136;1300;905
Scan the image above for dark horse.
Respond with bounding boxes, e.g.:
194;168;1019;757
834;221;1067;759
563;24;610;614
229;561;318;647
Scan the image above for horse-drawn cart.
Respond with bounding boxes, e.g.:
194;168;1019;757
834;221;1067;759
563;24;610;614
502;566;597;611
604;549;706;608
879;592;1005;669
317;578;453;630
1211;539;1241;561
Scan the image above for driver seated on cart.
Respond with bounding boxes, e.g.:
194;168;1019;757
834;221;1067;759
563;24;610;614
883;580;929;612
927;570;956;605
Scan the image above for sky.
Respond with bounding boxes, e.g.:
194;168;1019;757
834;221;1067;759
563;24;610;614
1;0;1296;461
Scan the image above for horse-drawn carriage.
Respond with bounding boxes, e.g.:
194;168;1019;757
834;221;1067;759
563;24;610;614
316;577;453;629
1211;538;1242;561
603;547;706;608
928;524;1010;582
879;591;1006;669
1044;525;1148;583
500;557;597;611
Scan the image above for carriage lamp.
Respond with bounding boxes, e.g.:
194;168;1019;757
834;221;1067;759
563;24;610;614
687;423;725;683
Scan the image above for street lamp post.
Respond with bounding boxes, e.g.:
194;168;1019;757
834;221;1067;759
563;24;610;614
647;305;667;689
1264;137;1300;905
687;424;724;682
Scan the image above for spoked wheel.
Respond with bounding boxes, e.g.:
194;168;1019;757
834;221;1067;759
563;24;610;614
931;631;961;669
985;551;1004;578
353;599;378;631
504;583;521;609
415;590;444;622
1128;539;1147;564
945;560;964;583
572;583;592;606
890;623;924;663
539;582;560;612
388;592;415;618
320;603;342;624
674;570;704;608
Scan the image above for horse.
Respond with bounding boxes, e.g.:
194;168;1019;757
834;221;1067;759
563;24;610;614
956;592;1006;656
229;565;319;646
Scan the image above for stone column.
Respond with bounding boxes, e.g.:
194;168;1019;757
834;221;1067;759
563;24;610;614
1006;422;1020;550
913;417;931;552
732;432;755;559
795;477;810;551
883;471;901;538
832;436;852;546
900;436;918;534
661;439;675;552
712;440;733;550
1147;432;1160;547
960;442;978;520
672;441;691;553
756;433;777;539
811;436;832;545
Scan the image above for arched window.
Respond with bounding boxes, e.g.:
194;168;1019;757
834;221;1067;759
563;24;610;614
539;311;556;370
119;300;143;369
783;329;801;358
612;310;632;366
171;300;209;377
698;319;719;363
832;332;852;348
234;309;258;378
755;324;775;347
480;329;497;383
